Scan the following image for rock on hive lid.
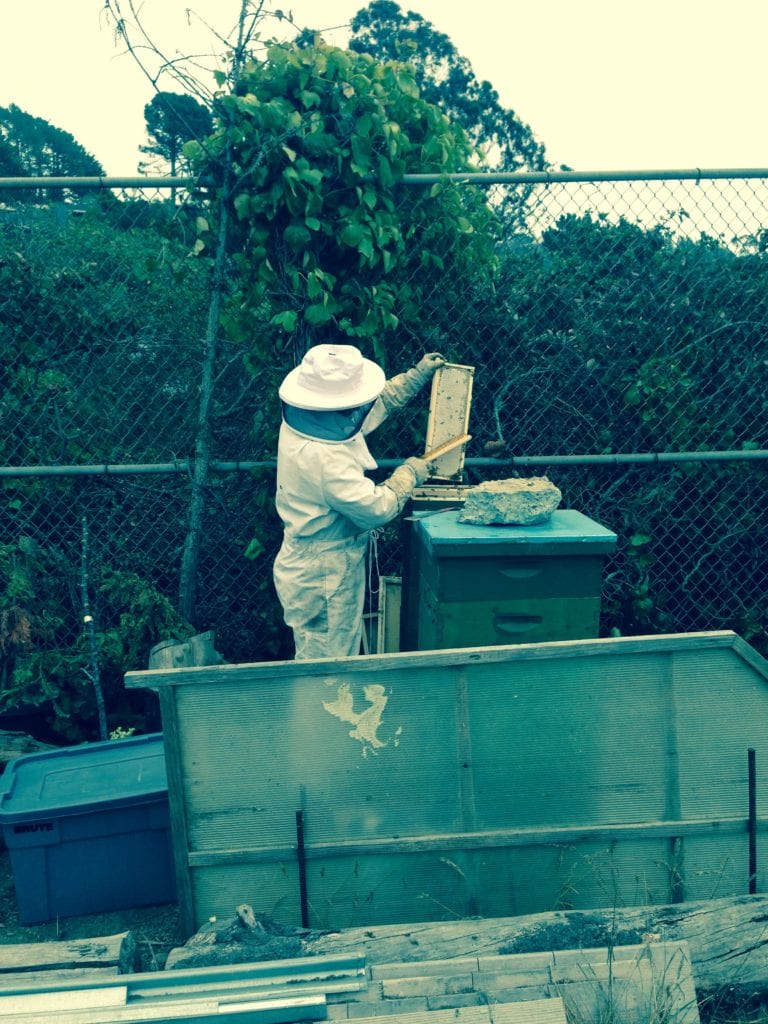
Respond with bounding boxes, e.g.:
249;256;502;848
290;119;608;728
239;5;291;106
458;476;562;526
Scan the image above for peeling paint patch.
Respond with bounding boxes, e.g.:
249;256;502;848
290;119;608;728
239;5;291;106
322;682;394;754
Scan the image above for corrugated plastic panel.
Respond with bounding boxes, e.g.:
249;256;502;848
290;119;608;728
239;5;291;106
126;632;768;931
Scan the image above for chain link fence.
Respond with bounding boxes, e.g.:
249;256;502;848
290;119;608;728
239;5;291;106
1;171;766;739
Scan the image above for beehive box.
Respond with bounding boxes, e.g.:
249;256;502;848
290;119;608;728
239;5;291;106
399;484;470;651
413;508;617;648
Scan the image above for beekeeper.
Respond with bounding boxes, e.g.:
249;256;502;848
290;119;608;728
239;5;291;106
273;344;445;660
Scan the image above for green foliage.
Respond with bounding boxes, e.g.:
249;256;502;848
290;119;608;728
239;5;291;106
0;535;194;743
186;40;498;367
483;213;768;455
349;0;547;172
0;204;215;741
0;212;209;466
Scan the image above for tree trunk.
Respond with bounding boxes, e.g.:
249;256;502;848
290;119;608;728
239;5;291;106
177;189;231;625
177;1;251;626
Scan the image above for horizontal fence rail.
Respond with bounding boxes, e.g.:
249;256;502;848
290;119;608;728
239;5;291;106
1;449;767;477
2;169;767;741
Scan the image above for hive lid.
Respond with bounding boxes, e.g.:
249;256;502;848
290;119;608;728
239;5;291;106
415;508;617;557
0;733;167;822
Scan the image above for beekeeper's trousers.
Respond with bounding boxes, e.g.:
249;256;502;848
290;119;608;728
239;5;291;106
273;532;368;660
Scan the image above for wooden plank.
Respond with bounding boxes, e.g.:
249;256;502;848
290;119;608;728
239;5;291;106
371;959;480;979
124;631;744;690
0;933;132;974
491;1002;567;1024
558;948;699;1024
159;686;196;939
423;434;472;463
376;577;402;655
0;985;127;1015
323;1001;566;1024
129;979;363;1003
477;943;684;971
185;814;766;867
371;942;680;980
663;652;685;903
159;953;365;984
0;992;326;1024
321;944;695;1024
730;633;768;680
351;943;695;1024
340;1007;492;1024
0;969;120;991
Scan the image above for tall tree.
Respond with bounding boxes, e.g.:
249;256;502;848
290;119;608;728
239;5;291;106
0;104;104;177
348;1;547;172
0;137;24;176
140;91;213;175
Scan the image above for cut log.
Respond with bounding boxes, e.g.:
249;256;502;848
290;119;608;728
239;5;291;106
305;895;768;996
164;905;325;970
0;932;137;975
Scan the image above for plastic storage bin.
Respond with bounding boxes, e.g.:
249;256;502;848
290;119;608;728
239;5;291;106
412;508;617;650
0;732;175;923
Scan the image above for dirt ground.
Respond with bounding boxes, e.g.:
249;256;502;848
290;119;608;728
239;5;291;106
0;847;184;971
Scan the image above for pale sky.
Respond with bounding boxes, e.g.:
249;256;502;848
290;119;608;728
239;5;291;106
1;1;767;176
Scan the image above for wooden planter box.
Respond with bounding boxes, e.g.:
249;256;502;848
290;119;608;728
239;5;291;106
126;631;768;937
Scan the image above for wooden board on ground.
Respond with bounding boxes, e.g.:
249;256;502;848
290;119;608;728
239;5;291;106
0;932;135;975
0;969;120;990
325;943;698;1024
0;984;127;1016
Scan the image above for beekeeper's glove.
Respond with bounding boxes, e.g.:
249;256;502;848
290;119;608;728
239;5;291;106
383;456;436;510
415;352;447;379
379;352;447;413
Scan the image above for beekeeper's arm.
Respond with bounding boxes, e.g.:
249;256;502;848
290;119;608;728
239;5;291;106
322;450;434;530
362;353;445;434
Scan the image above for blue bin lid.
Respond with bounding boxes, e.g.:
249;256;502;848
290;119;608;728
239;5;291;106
0;733;167;823
416;508;617;557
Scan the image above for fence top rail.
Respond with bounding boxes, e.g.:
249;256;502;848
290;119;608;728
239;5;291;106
0;449;766;479
0;175;196;190
402;167;768;185
3;168;768;190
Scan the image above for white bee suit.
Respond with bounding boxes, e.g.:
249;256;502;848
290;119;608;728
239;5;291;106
272;401;399;660
272;349;445;660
